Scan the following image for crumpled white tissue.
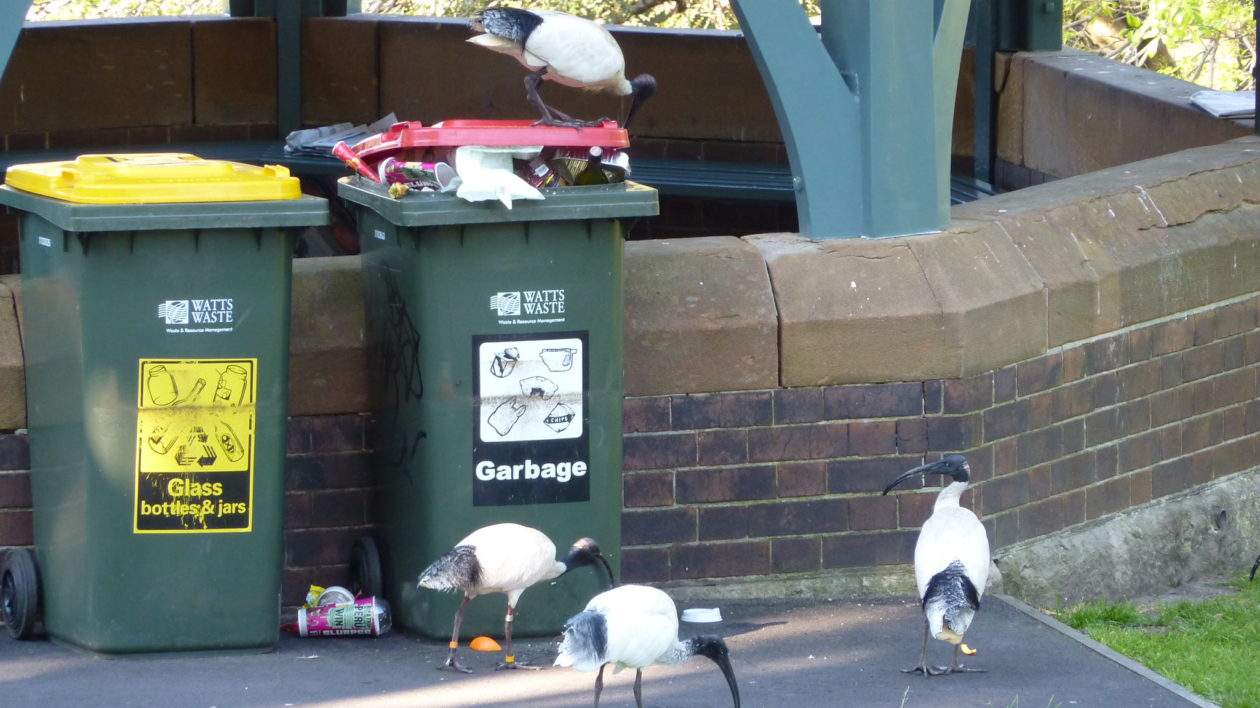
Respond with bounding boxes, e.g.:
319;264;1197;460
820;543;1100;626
453;145;544;208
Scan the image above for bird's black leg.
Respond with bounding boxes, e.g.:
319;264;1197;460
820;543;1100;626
496;605;541;670
900;618;938;676
439;596;474;673
522;68;607;129
633;668;644;708
945;643;985;674
593;664;606;708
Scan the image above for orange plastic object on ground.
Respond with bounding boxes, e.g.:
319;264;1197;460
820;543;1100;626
351;120;630;164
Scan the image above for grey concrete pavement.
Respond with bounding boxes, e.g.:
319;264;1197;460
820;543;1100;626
0;595;1217;707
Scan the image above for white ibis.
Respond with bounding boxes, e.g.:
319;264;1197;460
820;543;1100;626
555;584;741;708
417;522;614;672
882;454;990;676
468;7;657;129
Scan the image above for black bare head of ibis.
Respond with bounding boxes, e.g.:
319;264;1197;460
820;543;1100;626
687;635;741;707
562;537;616;588
881;454;971;496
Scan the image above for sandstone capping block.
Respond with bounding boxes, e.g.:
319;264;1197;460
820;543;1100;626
624;236;777;395
749;227;1044;387
956;136;1260;342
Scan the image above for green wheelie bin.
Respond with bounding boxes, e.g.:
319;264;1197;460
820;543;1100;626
0;154;326;653
339;174;657;640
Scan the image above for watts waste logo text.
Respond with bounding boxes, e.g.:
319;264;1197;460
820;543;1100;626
158;299;236;334
491;289;567;325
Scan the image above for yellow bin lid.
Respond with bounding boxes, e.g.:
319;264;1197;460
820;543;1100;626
4;153;302;204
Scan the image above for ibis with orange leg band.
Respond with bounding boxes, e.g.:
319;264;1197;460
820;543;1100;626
417;522;614;672
882;454;991;676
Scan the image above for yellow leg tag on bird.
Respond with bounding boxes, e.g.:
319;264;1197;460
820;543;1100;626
505;655;515;664
961;643;977;655
449;641;459;649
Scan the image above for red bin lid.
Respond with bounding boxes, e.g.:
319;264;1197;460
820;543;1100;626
351;119;630;162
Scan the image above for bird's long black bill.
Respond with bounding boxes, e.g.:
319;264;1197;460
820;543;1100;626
711;653;741;708
1250;553;1260;581
595;553;616;589
881;461;939;496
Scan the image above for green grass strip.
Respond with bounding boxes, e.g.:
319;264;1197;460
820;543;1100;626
1058;574;1260;708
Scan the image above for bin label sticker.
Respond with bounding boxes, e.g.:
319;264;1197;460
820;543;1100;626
472;332;589;506
134;358;257;533
491;288;567;326
157;297;237;335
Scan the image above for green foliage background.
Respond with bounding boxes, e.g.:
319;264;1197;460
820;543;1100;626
25;0;1258;90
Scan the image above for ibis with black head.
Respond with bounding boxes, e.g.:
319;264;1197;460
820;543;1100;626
555;584;740;708
417;522;614;672
882;454;990;676
468;7;657;129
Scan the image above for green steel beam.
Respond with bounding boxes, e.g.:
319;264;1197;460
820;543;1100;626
729;0;864;239
733;0;970;238
228;1;356;135
0;1;33;84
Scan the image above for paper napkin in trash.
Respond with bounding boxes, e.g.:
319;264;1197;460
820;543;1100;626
454;145;544;208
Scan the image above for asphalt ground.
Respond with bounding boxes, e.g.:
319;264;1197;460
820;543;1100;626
0;594;1217;708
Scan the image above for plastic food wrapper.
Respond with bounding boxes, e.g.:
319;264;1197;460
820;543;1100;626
378;158;459;192
283;596;392;637
452;145;544;208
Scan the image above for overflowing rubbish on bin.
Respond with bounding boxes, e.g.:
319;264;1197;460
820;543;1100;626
332;119;634;207
282;585;392;638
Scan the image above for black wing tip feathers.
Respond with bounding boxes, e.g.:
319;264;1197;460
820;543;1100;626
922;560;981;611
562;609;608;662
417;544;480;591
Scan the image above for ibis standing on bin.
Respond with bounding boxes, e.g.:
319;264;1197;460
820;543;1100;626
417;522;615;672
555;584;741;708
882;454;990;676
467;7;657;129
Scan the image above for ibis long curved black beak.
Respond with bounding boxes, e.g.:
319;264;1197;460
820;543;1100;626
881;460;942;496
717;652;741;707
693;636;740;707
1250;553;1259;581
623;74;656;130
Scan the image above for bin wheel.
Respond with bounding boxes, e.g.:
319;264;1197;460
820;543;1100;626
1;548;41;640
350;536;383;599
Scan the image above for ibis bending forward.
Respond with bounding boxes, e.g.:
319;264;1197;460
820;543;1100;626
468;7;657;129
883;454;991;676
555;584;741;708
417;522;614;672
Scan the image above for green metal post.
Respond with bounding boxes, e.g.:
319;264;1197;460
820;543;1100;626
733;0;970;238
729;0;864;239
0;1;33;84
229;1;353;136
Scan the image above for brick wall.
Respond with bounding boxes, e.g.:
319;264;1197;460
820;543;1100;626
2;292;1257;604
618;295;1260;586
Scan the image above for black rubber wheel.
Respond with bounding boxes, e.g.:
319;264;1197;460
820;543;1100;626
1;548;40;640
350;536;383;599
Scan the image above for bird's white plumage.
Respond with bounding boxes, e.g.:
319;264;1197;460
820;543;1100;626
913;483;990;599
556;584;683;673
468;11;631;95
913;481;989;643
456;523;566;603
